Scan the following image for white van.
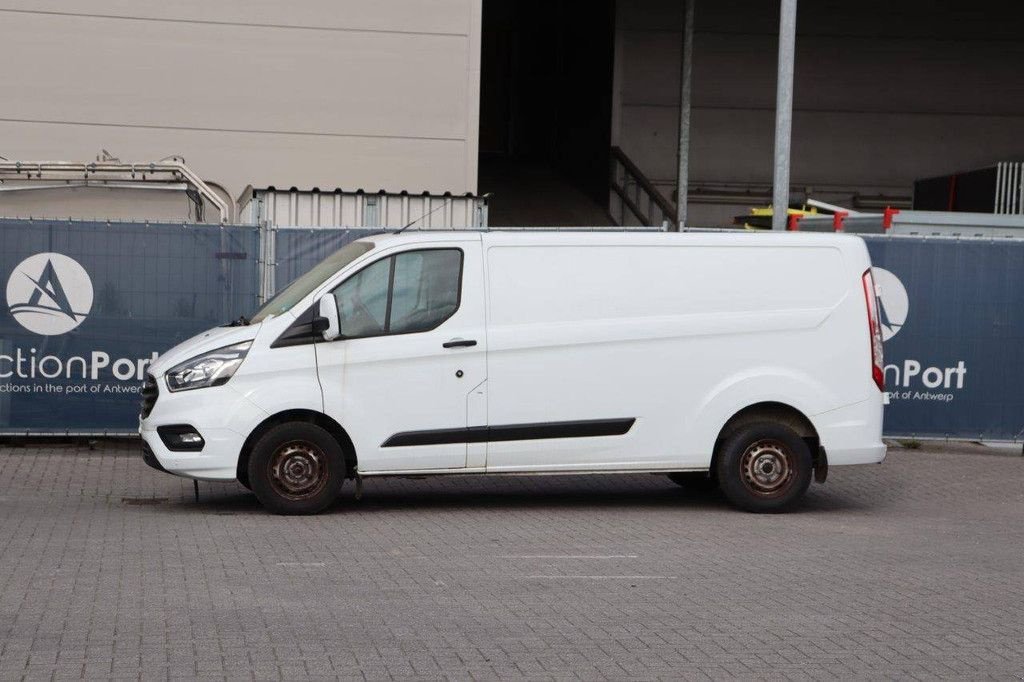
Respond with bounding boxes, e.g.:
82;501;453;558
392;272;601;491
140;231;886;514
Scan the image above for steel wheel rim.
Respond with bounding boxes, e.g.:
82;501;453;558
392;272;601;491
269;440;328;500
740;439;794;497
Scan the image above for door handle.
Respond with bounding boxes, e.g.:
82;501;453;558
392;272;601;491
443;338;477;348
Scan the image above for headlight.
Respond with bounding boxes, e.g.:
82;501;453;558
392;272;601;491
165;341;252;392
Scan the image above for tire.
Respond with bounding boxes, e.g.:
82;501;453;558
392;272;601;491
715;422;812;513
248;422;346;515
666;471;718;493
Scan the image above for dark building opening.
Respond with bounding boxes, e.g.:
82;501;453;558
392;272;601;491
478;0;616;226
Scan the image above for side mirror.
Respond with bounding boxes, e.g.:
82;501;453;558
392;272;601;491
314;295;341;341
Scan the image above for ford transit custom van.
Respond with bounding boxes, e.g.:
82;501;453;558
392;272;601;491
140;231;886;514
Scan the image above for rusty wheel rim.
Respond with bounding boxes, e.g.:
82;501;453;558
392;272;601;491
269;441;328;500
740;439;794;497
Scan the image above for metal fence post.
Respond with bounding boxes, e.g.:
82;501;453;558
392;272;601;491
257;220;275;303
771;0;798;230
676;0;695;230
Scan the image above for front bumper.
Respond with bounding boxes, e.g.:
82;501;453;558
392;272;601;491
139;378;268;481
141;440;168;473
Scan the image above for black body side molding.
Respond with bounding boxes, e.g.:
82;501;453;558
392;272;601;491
381;418;636;448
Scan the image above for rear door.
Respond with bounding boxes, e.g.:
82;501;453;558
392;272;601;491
316;236;487;473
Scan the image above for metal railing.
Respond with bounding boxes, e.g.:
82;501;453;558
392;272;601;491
609;146;676;227
0;157;232;222
784;208;1024;239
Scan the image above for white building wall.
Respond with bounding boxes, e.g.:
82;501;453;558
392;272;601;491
612;0;1024;226
0;1;482;207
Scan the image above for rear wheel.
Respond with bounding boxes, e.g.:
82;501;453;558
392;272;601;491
716;422;812;513
248;422;345;515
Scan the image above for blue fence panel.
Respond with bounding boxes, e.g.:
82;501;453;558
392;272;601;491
0;219;260;434
3;221;1020;441
864;236;1024;440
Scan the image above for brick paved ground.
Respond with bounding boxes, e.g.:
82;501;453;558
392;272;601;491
0;441;1022;681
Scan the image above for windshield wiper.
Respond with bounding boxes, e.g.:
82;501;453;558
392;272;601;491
226;315;250;327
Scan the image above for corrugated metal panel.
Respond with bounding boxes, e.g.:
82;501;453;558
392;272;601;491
995;162;1024;215
239;188;488;230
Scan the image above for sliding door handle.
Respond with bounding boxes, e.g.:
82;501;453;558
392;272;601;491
443;338;477;348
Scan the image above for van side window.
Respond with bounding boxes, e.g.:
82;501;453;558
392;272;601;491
333;257;390;337
332;248;462;338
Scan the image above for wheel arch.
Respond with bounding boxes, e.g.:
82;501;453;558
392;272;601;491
710;401;822;474
237;409;357;486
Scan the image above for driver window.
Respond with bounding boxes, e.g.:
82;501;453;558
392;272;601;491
332;257;390;337
331;248;462;338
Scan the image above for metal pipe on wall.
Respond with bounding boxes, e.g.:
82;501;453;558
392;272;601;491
771;0;798;230
675;0;696;230
0;159;232;223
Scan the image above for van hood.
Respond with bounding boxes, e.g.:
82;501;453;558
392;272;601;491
148;323;261;377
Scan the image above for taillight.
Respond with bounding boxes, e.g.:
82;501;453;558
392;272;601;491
862;269;884;391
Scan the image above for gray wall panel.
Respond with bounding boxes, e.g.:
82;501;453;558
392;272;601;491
0;1;482;200
613;0;1024;225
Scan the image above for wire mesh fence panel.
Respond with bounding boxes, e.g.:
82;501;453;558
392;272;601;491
271;227;381;294
0;219;260;434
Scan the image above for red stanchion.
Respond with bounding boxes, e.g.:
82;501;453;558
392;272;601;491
833;211;848;232
883;207;900;231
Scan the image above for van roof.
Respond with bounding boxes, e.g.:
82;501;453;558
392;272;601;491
360;229;868;251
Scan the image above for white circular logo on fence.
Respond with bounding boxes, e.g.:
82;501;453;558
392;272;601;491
871;267;908;341
6;253;94;335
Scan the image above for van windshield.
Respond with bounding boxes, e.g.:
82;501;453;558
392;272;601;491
249;241;375;323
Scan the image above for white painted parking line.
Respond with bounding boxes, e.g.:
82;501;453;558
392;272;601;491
524;575;676;580
497;555;639;559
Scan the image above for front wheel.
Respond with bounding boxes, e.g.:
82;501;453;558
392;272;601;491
248;422;346;515
716;423;812;513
